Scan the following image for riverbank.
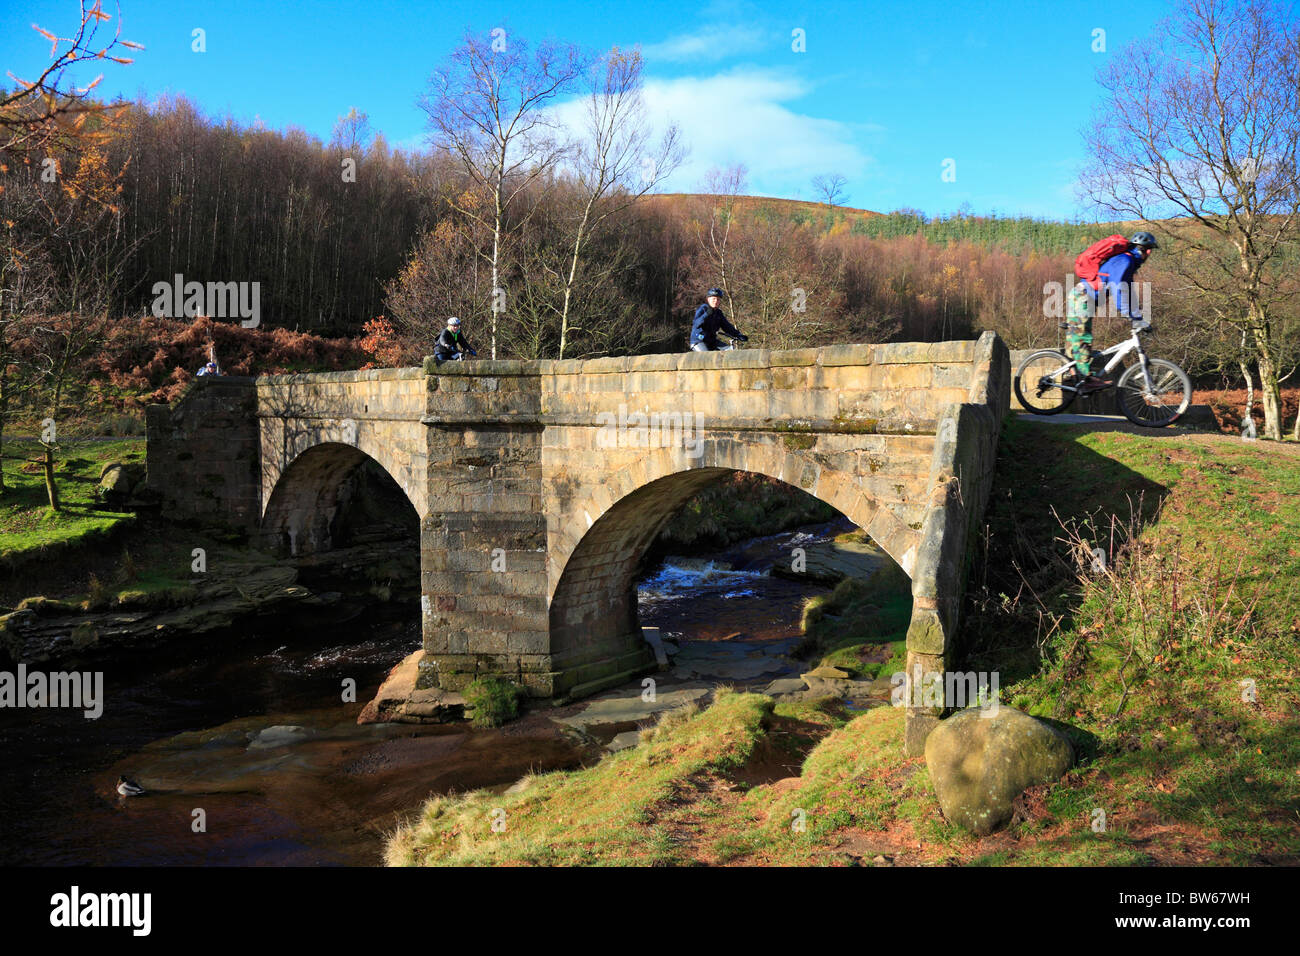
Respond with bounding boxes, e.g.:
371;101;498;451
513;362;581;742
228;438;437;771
0;437;147;577
0;512;419;666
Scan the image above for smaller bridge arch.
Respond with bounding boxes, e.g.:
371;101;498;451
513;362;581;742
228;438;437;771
260;441;419;556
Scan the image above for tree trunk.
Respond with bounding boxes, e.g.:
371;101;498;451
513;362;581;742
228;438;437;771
559;195;597;360
42;443;60;512
1239;357;1256;438
0;369;7;497
1251;316;1283;440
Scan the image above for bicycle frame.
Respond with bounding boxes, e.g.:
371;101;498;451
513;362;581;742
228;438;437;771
689;333;743;352
1047;328;1150;394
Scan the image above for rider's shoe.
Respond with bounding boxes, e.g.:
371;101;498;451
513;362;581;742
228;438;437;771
1077;375;1113;396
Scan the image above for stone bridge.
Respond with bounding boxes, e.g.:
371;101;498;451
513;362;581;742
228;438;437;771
147;332;1010;751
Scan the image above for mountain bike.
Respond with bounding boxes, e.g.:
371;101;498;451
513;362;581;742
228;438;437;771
1013;322;1192;427
688;332;748;352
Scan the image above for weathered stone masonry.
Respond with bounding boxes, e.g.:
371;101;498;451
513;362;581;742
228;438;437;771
147;332;1010;751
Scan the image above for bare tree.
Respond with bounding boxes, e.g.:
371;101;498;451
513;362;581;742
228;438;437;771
811;172;848;208
1080;0;1300;439
555;46;683;358
1;1;141;160
419;28;587;358
691;164;748;322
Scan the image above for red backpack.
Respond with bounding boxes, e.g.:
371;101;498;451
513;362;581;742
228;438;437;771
1075;234;1132;290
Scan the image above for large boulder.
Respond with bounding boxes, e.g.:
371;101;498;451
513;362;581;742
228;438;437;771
98;462;146;503
925;707;1074;836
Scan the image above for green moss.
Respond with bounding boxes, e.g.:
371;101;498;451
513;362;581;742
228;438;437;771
115;585;199;609
15;595;81;614
831;416;879;433
463;676;524;728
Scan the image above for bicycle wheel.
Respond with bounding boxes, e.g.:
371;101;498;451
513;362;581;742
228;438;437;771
1014;349;1078;415
1115;358;1191;427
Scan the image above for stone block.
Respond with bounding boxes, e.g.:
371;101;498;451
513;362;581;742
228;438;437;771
818;344;875;366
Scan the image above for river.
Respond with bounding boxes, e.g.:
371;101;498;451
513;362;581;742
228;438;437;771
0;519;854;866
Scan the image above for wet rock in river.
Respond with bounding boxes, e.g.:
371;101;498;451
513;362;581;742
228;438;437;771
248;725;313;749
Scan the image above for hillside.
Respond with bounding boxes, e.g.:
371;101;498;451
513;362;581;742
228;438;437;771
651;192;1112;252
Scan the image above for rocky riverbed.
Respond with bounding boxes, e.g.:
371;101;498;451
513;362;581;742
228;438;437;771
0;538;417;665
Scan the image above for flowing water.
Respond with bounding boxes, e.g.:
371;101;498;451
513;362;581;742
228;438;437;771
0;520;854;866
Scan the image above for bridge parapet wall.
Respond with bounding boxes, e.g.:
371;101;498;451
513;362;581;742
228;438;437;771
535;340;980;431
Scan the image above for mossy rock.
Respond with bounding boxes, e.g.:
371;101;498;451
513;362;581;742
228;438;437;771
925;707;1075;836
98;462;146;501
15;596;81;615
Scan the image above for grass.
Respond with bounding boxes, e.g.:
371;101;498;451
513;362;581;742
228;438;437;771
389;415;1300;867
962;419;1300;864
386;689;772;866
0;438;145;571
797;545;912;679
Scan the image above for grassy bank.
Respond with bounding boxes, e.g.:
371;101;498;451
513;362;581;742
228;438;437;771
0;438;145;574
388;418;1299;866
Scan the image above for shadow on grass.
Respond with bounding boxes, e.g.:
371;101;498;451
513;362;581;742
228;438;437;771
961;417;1173;686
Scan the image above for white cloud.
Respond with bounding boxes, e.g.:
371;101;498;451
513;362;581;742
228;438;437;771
642;23;771;62
597;68;875;197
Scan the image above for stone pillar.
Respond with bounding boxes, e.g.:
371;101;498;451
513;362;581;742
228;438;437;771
417;361;556;696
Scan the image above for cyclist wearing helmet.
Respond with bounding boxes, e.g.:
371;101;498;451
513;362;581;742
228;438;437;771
1067;232;1158;395
689;287;749;352
433;316;477;363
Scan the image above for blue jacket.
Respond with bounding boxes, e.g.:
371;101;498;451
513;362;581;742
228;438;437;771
1088;250;1147;320
689;302;741;347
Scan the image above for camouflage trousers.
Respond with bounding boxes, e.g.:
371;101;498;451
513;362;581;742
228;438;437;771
1066;283;1094;377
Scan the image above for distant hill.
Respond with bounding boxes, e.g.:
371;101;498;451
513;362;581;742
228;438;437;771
647;193;1111;254
647;192;881;227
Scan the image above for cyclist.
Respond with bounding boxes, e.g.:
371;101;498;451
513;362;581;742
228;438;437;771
689;287;749;351
433;316;477;363
1068;231;1158;394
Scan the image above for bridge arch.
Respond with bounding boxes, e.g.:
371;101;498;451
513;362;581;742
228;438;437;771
260;441;419;556
547;439;924;660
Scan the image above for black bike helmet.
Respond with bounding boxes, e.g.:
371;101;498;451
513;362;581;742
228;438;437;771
1130;231;1159;249
706;287;725;298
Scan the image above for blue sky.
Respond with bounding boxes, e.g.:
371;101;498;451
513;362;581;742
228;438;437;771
3;0;1173;219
